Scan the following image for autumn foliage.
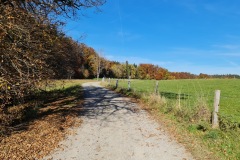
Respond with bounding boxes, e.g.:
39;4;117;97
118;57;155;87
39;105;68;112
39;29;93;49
0;0;105;133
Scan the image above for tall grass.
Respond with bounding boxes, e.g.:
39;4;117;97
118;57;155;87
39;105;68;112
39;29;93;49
105;79;240;159
108;79;240;126
109;79;213;122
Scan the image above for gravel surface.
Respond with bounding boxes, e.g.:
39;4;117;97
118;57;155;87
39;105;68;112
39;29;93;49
43;82;194;160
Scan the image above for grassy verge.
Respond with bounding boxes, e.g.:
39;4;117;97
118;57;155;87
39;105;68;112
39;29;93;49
109;79;240;124
0;79;93;159
104;80;240;160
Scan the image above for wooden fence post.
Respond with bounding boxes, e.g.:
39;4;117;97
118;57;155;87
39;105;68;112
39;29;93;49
155;81;159;94
128;80;131;90
212;90;221;128
116;79;119;88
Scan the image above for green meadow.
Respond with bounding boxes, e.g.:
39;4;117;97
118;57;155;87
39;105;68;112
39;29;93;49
111;79;240;124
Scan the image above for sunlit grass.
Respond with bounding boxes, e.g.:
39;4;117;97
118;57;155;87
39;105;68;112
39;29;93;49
39;79;96;91
107;78;240;159
110;79;240;123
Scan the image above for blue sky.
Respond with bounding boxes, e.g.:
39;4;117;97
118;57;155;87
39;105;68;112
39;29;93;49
63;0;240;75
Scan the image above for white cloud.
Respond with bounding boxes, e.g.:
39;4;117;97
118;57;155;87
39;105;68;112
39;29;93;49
167;64;240;75
117;31;142;42
210;43;240;57
218;53;240;57
170;46;240;58
168;0;198;13
227;61;239;67
167;47;216;56
212;44;240;50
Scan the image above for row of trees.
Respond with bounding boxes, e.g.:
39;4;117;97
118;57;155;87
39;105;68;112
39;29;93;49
88;60;240;80
211;74;240;79
0;0;105;111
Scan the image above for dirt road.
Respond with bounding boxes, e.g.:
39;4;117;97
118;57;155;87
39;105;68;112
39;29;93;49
43;82;194;160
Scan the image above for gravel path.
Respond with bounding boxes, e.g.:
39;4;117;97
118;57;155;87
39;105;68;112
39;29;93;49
43;82;194;160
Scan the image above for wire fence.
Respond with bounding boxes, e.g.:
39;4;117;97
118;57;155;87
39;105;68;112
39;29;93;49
105;78;240;130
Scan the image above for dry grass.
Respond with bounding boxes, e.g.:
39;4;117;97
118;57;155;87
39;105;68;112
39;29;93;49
0;102;83;159
0;79;90;159
105;83;219;160
136;95;218;160
142;93;166;110
193;96;211;122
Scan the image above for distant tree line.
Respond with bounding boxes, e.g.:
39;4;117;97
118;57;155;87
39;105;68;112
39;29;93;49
210;74;240;79
92;60;240;80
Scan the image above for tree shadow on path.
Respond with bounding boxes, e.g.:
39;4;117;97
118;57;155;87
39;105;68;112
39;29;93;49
80;85;139;121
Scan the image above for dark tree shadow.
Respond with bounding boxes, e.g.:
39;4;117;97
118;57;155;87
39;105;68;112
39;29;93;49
159;92;190;100
1;85;84;137
1;83;139;137
79;85;138;122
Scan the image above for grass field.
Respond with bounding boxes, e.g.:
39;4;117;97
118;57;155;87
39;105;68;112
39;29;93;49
108;79;240;159
110;79;240;124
